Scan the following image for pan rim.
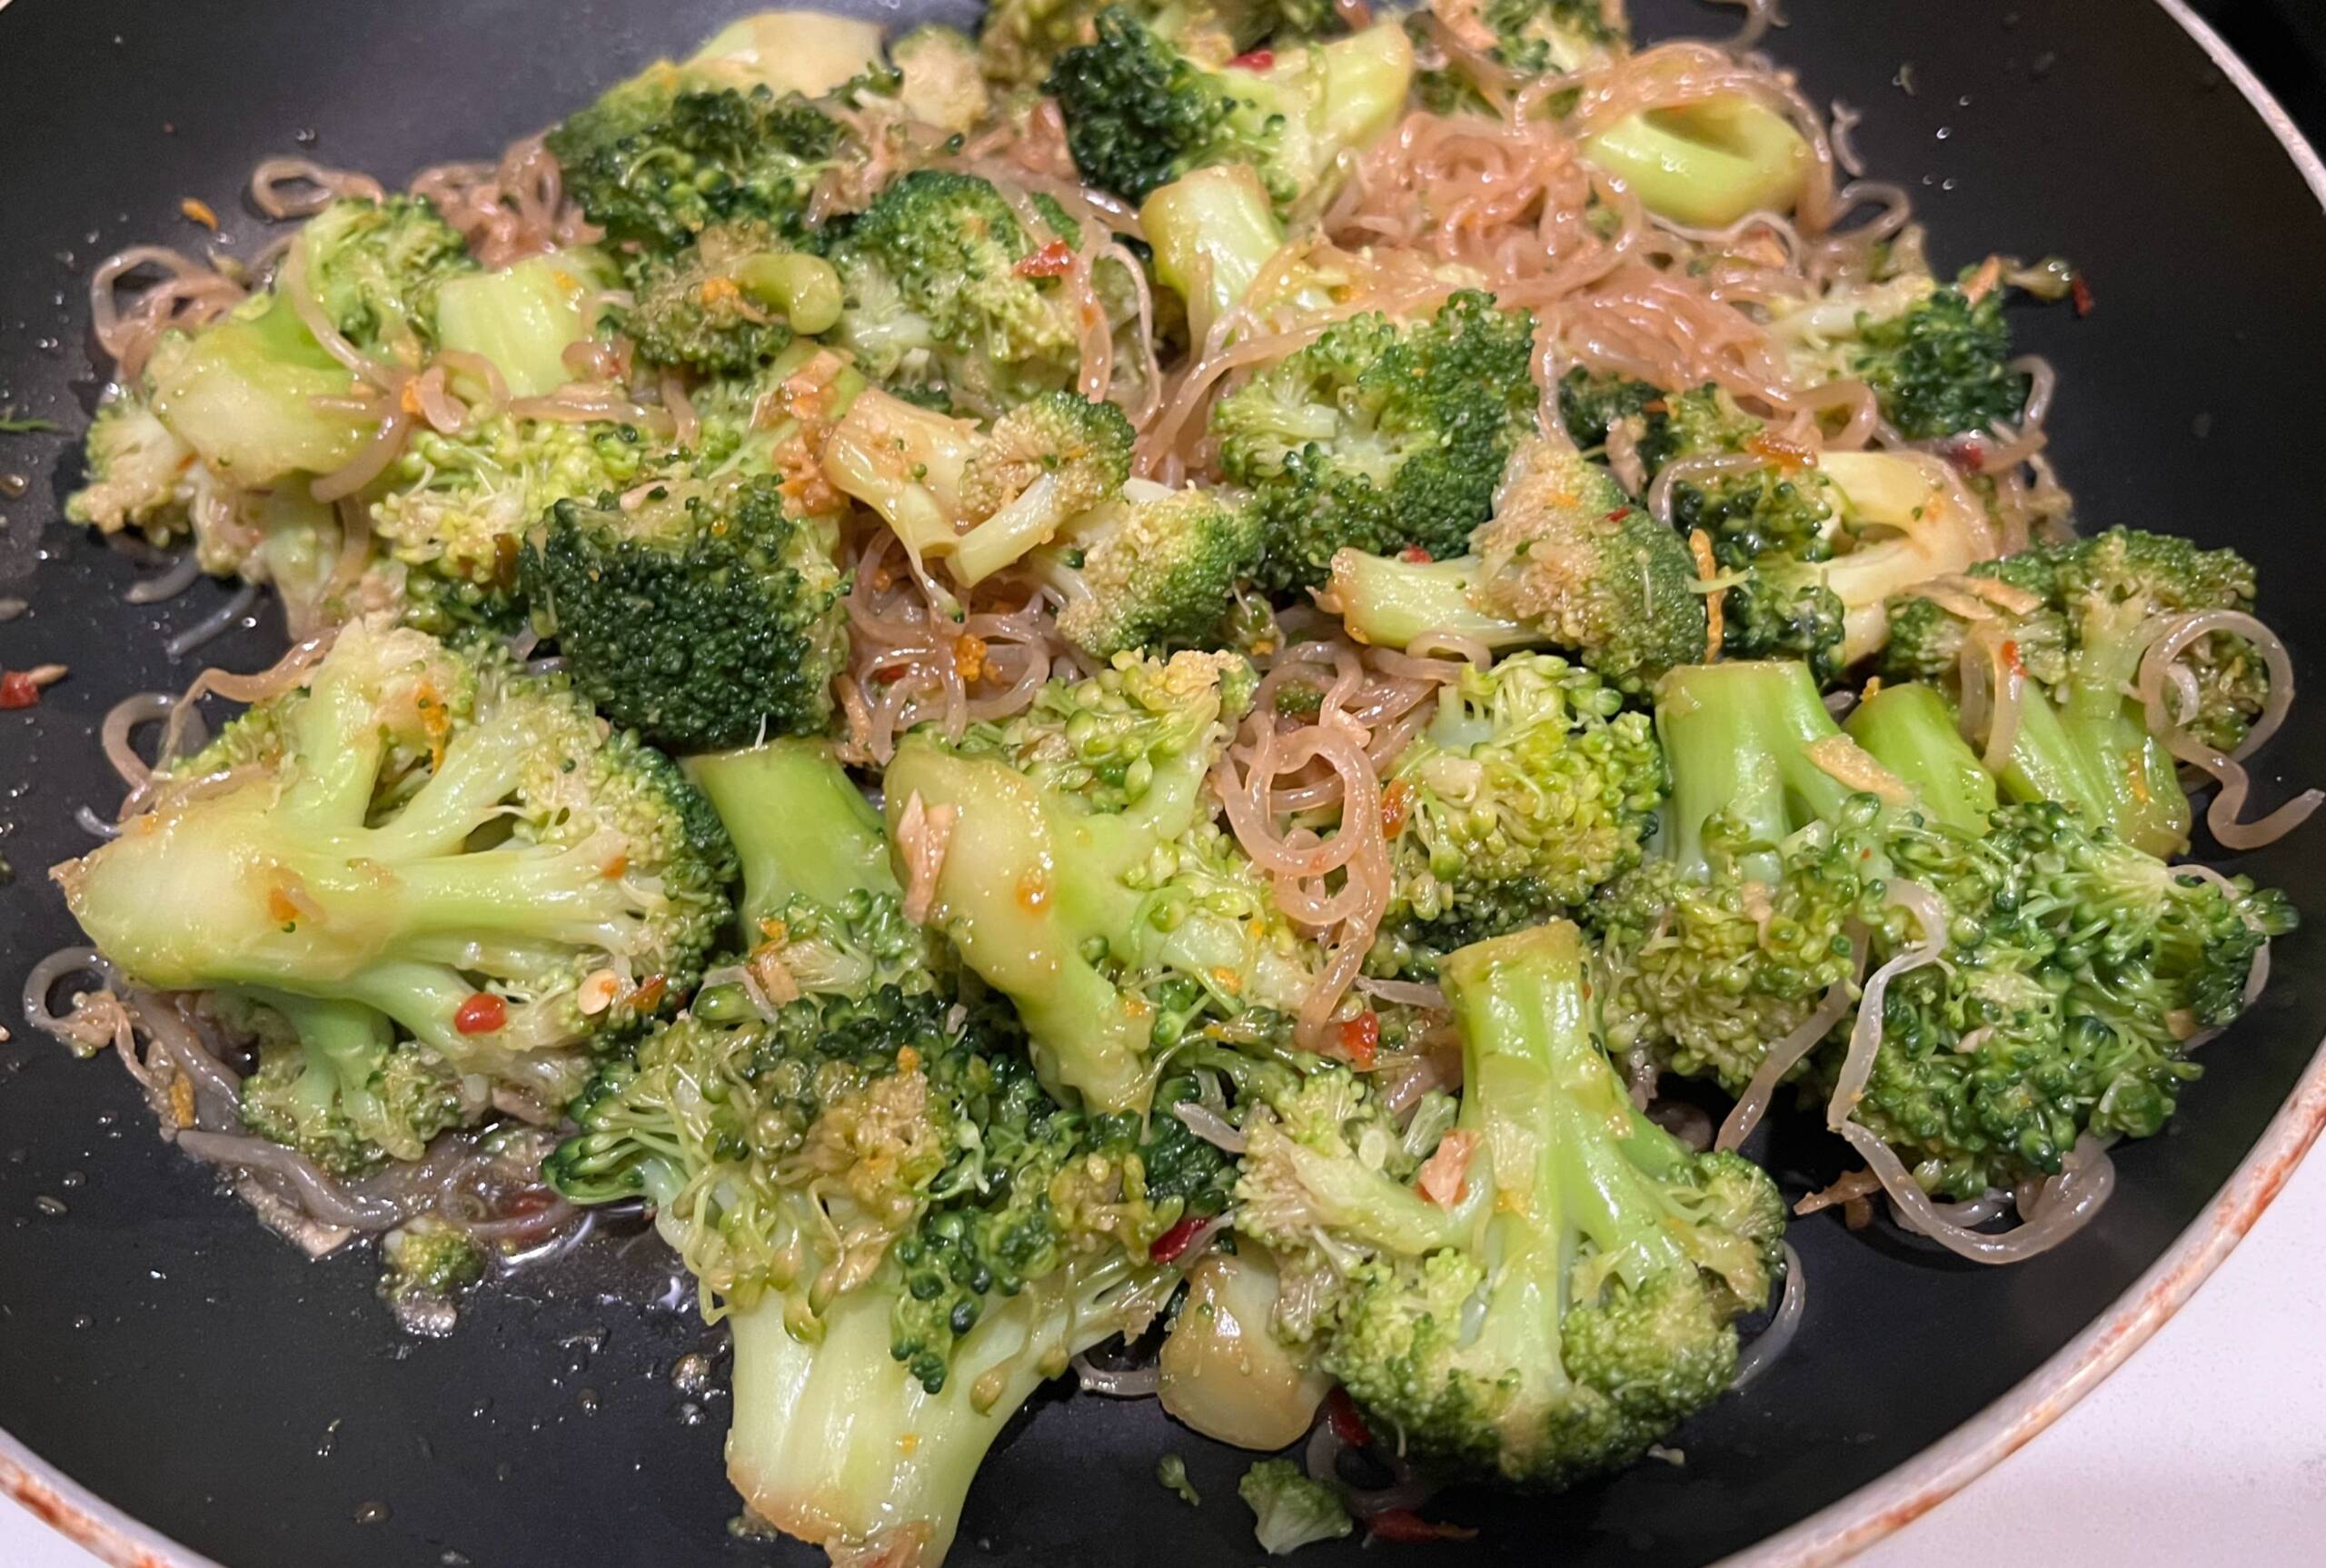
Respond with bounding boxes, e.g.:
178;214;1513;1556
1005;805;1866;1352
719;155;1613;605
5;3;2324;1566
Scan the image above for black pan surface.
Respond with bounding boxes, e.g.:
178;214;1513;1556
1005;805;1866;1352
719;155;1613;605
3;3;2322;1564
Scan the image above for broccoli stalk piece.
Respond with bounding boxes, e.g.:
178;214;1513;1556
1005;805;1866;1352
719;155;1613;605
1239;920;1786;1488
1581;96;1812;228
1596;660;2291;1196
53;620;735;1102
1327;437;1707;691
1032;479;1266;660
144;288;372;487
432;250;614;397
881;651;1315;1109
1380;653;1667;954
522;471;850;751
1880;527;2271;856
1215;291;1539;592
1048;9;1414;209
1772;273;2029;441
892;25;993;134
1841;681;1997;835
1139;164;1292;348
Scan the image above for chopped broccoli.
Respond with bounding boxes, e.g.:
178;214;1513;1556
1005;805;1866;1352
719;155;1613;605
980;0;1340;88
1048;10;1414;209
378;1216;488;1309
882;651;1322;1107
1036;480;1265;660
1157;1245;1333;1448
233;992;464;1174
65;392;204;543
54;620;736;1126
617;223;843;376
546;66;848;254
1595;660;2291;1196
1156;1454;1202;1507
144;289;371;487
1239;1458;1353;1554
1382;653;1666;954
892;24;993;133
1214;291;1538;591
1328;437;1706;691
297;195;473;361
522;472;849;751
822;170;1098;418
1581;96;1812;228
1773;273;2029;441
1139;164;1294;347
1880;527;2266;854
1238;921;1786;1488
432;249;613;397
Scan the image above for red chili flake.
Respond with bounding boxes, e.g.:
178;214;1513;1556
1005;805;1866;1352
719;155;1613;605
453;992;509;1035
1228;47;1275;70
1397;544;1433;563
2000;639;2025;678
1604;506;1634;523
1149;1215;1205;1264
1014;239;1075;279
2070;270;2094;317
1337;1011;1380;1070
1935;434;1987;474
1327;1388;1373;1448
629;974;669;1013
0;664;65;710
1365;1511;1479;1544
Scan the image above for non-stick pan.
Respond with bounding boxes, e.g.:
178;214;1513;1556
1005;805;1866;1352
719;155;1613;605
3;3;2323;1564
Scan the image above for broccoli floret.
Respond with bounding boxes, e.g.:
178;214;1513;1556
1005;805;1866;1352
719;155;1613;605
522;473;848;751
882;650;1324;1108
1328;438;1706;691
1048;10;1413;209
821;384;1135;590
620;223;844;375
546;69;848;254
549;756;1212;1564
368;412;662;638
1239;1458;1354;1554
298;196;473;361
981;0;1340;88
1238;921;1786;1488
233;993;465;1174
1215;291;1538;591
54;619;736;1121
822;170;1099;419
1880;527;2266;854
1595;660;2291;1196
1382;653;1667;953
65;392;204;542
1036;480;1265;660
1774;273;2029;442
378;1216;488;1312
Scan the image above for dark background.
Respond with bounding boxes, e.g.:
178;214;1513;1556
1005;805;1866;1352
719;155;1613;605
3;4;2324;1567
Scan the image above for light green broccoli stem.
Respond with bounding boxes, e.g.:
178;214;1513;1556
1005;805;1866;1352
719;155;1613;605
2008;610;2191;858
1328;548;1532;652
734;251;844;334
726;1251;1165;1564
431;252;607;397
1844;682;1996;834
1581;97;1810;227
1653;660;1874;882
686;741;898;930
1139;165;1287;347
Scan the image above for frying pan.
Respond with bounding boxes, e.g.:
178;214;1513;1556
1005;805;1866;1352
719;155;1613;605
3;2;2323;1564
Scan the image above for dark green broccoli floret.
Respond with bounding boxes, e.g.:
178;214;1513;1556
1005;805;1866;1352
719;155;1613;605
1047;9;1413;208
620;222;844;374
1328;438;1706;691
1776;275;2029;442
981;0;1341;88
1595;660;2292;1196
1381;652;1667;956
823;170;1092;419
297;195;474;362
1238;921;1787;1489
546;74;847;254
1215;291;1538;592
522;473;848;751
1880;526;2268;854
1036;481;1265;660
55;620;736;1126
